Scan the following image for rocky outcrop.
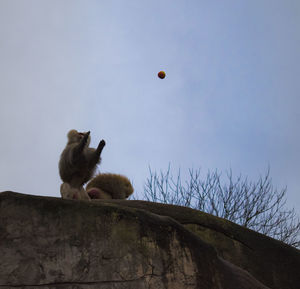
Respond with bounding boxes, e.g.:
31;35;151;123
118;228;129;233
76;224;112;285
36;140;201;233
100;199;300;289
0;192;299;289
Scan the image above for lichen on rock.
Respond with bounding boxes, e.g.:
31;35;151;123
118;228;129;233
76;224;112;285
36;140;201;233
0;192;299;289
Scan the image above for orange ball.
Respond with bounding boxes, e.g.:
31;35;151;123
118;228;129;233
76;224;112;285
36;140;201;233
158;71;166;79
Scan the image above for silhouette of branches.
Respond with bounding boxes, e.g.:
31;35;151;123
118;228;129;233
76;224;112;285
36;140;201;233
143;165;300;248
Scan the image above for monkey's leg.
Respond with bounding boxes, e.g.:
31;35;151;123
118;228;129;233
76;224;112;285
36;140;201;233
88;140;105;166
77;187;91;200
60;183;79;199
60;183;91;201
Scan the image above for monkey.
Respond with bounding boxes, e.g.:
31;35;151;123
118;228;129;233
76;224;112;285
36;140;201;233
59;129;105;199
86;173;134;199
59;129;105;187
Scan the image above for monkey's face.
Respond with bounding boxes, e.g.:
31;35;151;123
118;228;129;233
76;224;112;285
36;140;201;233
124;182;134;198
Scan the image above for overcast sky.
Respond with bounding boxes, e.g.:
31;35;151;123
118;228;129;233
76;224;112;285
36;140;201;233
0;1;299;214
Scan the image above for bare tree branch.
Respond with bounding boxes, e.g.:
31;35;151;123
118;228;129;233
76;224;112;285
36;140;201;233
143;165;300;248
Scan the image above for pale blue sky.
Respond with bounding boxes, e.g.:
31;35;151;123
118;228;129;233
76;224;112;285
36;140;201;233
0;1;299;214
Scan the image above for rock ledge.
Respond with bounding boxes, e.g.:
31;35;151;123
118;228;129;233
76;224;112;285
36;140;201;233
0;192;299;289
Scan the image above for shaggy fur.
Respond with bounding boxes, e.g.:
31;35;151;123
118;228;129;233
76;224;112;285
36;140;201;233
86;173;134;199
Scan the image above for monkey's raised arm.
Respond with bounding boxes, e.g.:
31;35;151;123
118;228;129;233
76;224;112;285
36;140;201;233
74;131;90;155
95;139;106;157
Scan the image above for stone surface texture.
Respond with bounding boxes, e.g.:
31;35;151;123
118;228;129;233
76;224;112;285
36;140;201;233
0;192;299;289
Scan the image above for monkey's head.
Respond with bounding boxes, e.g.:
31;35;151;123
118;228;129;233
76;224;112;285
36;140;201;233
122;177;134;198
67;129;91;146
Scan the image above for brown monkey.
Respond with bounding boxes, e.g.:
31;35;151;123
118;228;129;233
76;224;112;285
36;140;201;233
86;173;134;199
59;129;105;199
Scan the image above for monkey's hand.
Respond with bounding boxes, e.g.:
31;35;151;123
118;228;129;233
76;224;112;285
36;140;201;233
83;131;90;143
96;139;106;156
76;131;90;152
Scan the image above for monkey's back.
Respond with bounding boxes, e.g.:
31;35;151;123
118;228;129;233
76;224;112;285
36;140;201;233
86;173;134;199
59;146;99;187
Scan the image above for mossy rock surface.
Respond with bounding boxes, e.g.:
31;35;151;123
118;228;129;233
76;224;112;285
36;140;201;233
0;192;299;289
